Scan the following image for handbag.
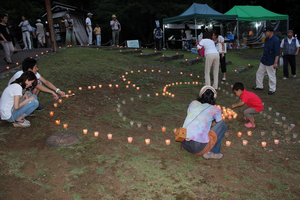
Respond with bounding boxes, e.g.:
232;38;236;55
175;105;211;142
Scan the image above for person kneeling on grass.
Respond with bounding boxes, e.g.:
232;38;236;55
181;86;227;160
232;82;264;128
0;71;39;127
8;57;66;111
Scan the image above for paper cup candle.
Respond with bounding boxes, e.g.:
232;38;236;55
261;141;267;147
247;131;252;136
162;126;166;132
127;137;133;143
145;139;150;145
53;103;58;108
94;131;99;137
165;139;171;145
107;133;112;139
226;141;231;147
243;140;248;146
63;123;68;129
49;111;54;116
83;129;88;134
274;139;279;145
58;99;62;103
55;120;60;125
237;132;242;137
78;87;82;90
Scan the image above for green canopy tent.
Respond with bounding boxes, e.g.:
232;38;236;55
162;3;238;49
225;6;289;48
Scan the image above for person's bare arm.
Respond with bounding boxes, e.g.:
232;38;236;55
13;95;35;110
39;77;65;97
296;47;299;56
35;84;59;100
232;101;245;109
273;56;279;69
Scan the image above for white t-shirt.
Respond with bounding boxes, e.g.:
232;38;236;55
8;70;41;85
110;20;120;30
185;30;192;40
0;83;22;120
198;39;219;56
86;18;92;26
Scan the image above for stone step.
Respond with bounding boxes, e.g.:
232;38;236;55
156;54;184;62
234;65;253;73
180;58;203;66
140;52;162;57
120;49;142;54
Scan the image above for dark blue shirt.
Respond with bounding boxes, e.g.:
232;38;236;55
261;35;280;66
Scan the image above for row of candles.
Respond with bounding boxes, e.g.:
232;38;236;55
226;140;270;147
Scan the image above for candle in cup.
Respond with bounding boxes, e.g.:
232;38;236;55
130;120;134;126
68;90;72;94
293;133;298;139
58;99;62;103
130;97;134;102
228;115;232;120
136;87;140;90
276;112;280;116
261;141;267;147
247;131;252;136
242;140;248;146
107;133;112;139
109;84;112;88
55;120;60;125
274;139;279;144
78;87;82;90
226;141;231;147
137;122;142;128
53;103;58;108
63;123;68;129
99;84;102;88
268;107;272;111
88;86;91;89
267;115;271;119
291;124;295;128
94;131;99;137
237;132;242;137
285;137;291;143
126;85;129;88
49;111;54;116
65;94;69;98
122;116;127;121
145;139;150;145
282;116;286;121
115;84;119;88
261;131;265;136
127;137;133;143
83;129;88;134
162;126;166;132
92;86;96;89
122;100;126;104
156;93;159;96
147;125;152;130
272;130;277;136
138;95;142;99
165;139;171;145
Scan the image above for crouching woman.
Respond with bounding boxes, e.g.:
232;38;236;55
181;86;226;160
0;71;39;127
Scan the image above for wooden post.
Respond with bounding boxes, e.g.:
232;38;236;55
45;0;57;52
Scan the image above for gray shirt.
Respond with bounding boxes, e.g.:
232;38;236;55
18;20;30;32
36;23;44;34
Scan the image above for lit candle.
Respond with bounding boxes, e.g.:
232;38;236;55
99;85;102;88
6;66;9;70
53;103;58;108
145;138;150;145
274;139;279;144
126;85;129;88
233;114;238;119
138;70;140;73
109;84;112;88
63;123;68;129
172;94;175;98
78;87;82;90
92;86;96;89
58;99;62;103
122;116;127;121
46;50;48;53
247;131;252;136
115;84;119;88
137;122;142;128
136;87;139;90
65;94;69;98
83;129;88;134
162;126;166;132
144;69;147;72
228;115;232;120
130;120;134;126
94;131;99;137
55;120;60;125
107;133;112;139
158;70;161;73
261;141;267;147
237;132;242;137
68;90;72;94
147;125;152;130
226;141;231;147
165;139;171;145
88;86;91;89
36;54;38;57
242;140;248;146
128;137;133;143
156;93;159;96
131;71;133;73
16;62;19;65
49;111;54;116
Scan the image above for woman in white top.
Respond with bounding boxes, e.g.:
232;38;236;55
0;71;39;127
18;15;31;50
197;32;220;89
212;31;227;81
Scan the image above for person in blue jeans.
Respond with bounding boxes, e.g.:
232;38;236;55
0;71;39;127
181;86;226;160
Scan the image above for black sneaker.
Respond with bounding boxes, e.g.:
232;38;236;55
252;87;263;90
36;106;44;111
29;111;35;116
268;91;275;95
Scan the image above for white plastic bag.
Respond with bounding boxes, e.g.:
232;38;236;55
279;57;283;67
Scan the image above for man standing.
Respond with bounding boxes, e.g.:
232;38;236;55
253;27;280;95
86;13;93;45
280;30;299;79
110;14;121;46
35;19;46;48
6;14;17;53
153;20;162;51
94;24;101;46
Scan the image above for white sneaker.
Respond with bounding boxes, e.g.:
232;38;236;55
23;47;28;50
222;78;226;81
292;75;297;78
24;119;31;125
282;77;288;80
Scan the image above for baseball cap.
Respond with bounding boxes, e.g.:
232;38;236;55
87;13;93;16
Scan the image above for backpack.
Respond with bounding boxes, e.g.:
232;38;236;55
155;28;162;39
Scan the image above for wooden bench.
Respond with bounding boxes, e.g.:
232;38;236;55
247;42;263;49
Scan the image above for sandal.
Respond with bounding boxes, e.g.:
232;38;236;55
13;120;31;128
203;152;224;160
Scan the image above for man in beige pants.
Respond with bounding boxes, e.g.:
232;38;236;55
198;32;220;89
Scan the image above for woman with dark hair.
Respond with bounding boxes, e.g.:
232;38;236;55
0;71;39;127
181;86;226;160
212;31;227;81
18;15;31;50
0;13;14;64
197;32;220;89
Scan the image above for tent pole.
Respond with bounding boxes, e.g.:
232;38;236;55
163;24;165;50
237;20;239;48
